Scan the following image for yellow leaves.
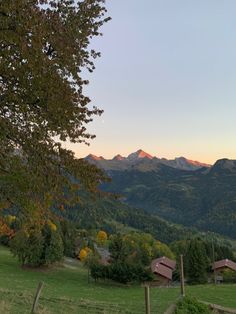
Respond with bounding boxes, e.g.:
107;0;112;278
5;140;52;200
154;240;175;260
96;230;108;244
47;220;57;231
79;247;92;261
79;249;87;261
6;215;16;224
141;242;152;257
44;193;54;207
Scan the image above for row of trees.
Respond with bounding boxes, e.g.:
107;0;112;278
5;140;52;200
83;232;175;284
84;233;236;285
171;238;235;284
0;214;109;266
0;214;64;266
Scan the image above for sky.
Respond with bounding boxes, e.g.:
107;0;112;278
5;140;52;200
67;0;236;164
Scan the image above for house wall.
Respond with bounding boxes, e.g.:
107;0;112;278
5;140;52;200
153;275;170;286
215;266;231;275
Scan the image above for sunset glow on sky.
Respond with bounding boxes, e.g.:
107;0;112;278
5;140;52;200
67;0;236;164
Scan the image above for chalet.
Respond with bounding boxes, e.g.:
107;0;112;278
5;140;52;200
212;259;236;283
151;256;176;271
150;256;176;286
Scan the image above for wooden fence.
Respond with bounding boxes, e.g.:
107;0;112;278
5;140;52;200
200;301;236;314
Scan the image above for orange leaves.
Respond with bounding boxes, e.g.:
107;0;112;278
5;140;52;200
0;218;15;238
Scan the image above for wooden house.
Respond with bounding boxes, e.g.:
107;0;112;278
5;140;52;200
150;256;176;286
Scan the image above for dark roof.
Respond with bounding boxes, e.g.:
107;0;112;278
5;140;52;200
151;256;176;271
212;259;236;272
152;263;172;280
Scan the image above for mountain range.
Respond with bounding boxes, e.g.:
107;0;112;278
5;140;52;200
85;150;236;240
85;149;211;172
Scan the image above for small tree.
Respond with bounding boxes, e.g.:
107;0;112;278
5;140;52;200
109;234;130;263
96;230;108;246
79;248;92;261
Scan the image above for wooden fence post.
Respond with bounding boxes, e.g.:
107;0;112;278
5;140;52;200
144;285;151;314
180;255;185;297
31;281;44;314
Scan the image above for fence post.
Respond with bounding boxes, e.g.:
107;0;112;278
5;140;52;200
180;255;185;297
31;281;44;314
144;285;151;314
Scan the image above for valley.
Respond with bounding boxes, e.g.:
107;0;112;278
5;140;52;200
86;150;236;240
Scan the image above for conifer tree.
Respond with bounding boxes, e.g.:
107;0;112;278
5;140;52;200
187;239;208;284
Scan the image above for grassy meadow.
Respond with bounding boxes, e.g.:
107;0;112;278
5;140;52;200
0;246;236;313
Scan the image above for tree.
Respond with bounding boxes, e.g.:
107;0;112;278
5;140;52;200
10;221;64;266
96;230;108;245
109;234;130;263
79;246;91;261
43;224;64;265
0;1;110;225
60;220;77;257
10;229;44;266
186;239;208;284
154;240;175;260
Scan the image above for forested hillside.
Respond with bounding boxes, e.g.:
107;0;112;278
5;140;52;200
99;159;236;239
59;195;196;244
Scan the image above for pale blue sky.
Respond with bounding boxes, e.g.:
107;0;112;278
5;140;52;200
68;0;236;163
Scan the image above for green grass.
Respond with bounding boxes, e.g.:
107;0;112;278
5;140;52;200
0;246;236;313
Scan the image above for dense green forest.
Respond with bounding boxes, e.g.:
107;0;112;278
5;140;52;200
99;159;236;239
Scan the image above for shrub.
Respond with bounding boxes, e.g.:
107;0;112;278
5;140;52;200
90;263;109;281
90;261;153;284
175;297;212;314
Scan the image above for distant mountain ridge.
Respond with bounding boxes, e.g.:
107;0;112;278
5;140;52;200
85;149;211;171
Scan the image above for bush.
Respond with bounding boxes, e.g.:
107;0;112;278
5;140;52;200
90;263;109;281
175;297;212;314
109;262;134;284
90;261;153;284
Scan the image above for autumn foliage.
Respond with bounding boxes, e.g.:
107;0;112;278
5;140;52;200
96;230;108;245
79;247;92;261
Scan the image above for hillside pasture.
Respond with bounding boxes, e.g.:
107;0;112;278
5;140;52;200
0;246;236;313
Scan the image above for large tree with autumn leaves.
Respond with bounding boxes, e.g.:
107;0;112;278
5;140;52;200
0;0;110;236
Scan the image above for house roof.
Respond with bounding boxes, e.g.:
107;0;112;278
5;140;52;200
152;263;173;280
151;256;176;271
212;259;236;272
